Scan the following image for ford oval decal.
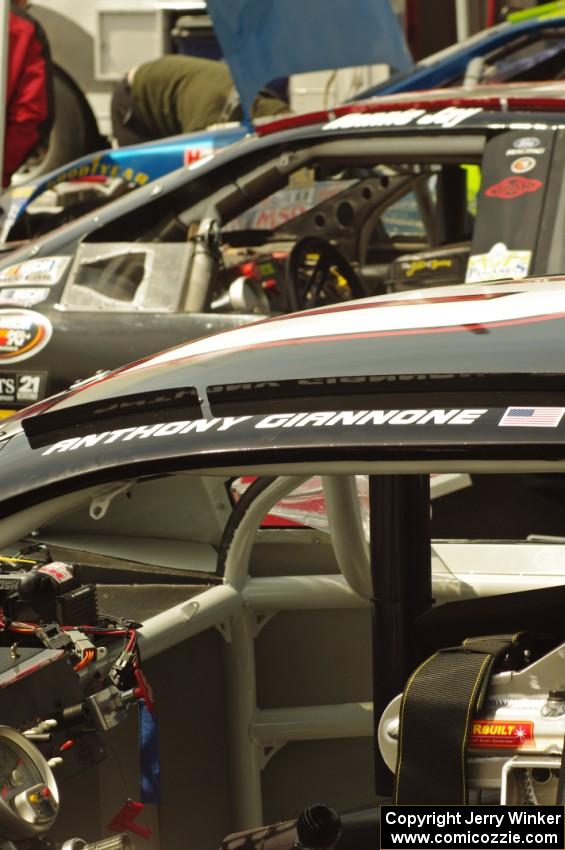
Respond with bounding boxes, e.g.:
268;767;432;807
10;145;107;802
0;309;53;363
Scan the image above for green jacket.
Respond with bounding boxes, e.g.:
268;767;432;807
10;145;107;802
132;55;288;136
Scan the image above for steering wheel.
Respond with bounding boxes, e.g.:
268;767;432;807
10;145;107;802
285;236;366;312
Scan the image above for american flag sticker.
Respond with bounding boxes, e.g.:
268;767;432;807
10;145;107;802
498;407;565;428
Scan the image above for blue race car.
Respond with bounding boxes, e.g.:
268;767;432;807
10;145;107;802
3;12;565;244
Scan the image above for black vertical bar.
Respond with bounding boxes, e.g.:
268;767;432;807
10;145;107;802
369;474;432;795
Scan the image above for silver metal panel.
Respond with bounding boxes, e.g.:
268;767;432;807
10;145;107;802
62;242;195;312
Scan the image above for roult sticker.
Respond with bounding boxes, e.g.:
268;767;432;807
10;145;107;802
484;176;543;199
0;310;52;363
0;371;46;404
465;243;531;283
499;407;565;428
469;720;534;749
0;257;70;285
511;156;536;174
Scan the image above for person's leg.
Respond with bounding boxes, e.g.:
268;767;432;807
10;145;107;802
110;77;153;146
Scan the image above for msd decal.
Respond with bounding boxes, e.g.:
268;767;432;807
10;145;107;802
484;176;543;199
469;720;534;749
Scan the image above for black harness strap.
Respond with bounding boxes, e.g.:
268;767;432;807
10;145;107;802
394;634;517;805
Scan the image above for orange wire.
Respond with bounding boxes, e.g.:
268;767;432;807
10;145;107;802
74;649;95;671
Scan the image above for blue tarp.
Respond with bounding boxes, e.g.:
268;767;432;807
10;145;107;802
206;0;413;116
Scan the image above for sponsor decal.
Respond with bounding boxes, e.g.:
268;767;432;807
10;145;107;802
505;138;545;156
402;258;453;278
0;371;46;404
506;146;545;156
469;720;534;749
184;148;203;166
323;106;482;132
38;562;73;583
0;257;70;286
510;156;536;175
0;310;52;363
499;407;565;428
465;243;531;283
513;136;541;150
186;152;214;170
484;176;542;199
0;287;49;308
40;408;489;455
46;159;150;190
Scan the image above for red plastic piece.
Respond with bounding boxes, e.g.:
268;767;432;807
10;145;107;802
133;668;155;715
107;800;152;839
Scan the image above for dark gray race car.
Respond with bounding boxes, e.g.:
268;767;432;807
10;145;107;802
1;82;565;415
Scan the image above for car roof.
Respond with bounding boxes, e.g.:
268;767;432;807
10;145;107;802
15;277;565;424
0;277;564;509
257;80;565;136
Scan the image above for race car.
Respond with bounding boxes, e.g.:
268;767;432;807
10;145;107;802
0;82;565;418
4;11;565;244
1;275;565;849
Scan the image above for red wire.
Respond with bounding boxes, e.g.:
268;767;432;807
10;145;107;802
125;629;137;653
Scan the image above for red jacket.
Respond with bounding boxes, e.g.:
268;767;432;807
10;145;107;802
4;6;53;186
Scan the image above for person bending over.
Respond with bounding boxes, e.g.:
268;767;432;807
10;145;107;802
111;54;289;146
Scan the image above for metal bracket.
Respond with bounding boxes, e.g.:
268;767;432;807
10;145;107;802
253;613;276;637
89;482;133;520
259;741;286;770
215;620;232;643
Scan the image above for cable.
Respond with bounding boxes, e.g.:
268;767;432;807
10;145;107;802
74;649;95;672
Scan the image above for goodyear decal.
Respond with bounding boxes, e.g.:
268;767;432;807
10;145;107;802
469;720;534;749
46;158;151;190
0;310;52;363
